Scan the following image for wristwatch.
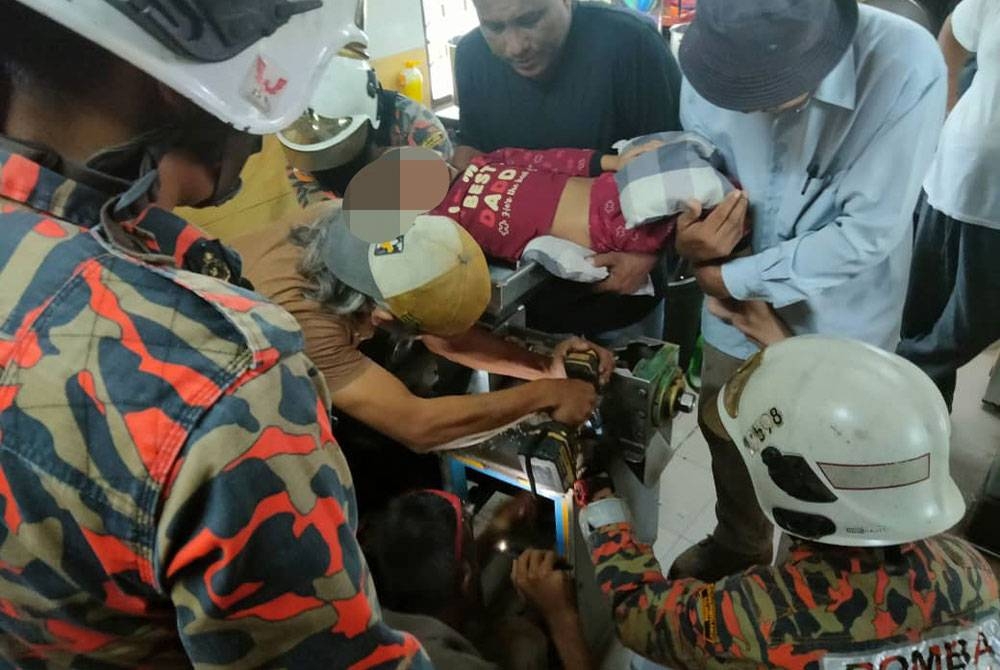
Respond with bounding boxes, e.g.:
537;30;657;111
578;497;630;538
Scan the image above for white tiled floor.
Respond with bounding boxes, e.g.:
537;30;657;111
600;345;1000;670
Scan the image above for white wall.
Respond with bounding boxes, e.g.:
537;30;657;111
367;0;427;58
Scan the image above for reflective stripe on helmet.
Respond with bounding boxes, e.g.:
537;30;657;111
817;454;931;491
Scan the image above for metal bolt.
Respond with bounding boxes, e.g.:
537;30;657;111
676;392;697;414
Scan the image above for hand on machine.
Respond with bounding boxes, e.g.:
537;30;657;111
546;339;611;426
515;337;699;496
518;348;604;497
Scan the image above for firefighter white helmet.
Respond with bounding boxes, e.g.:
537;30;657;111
15;0;368;134
278;55;381;172
704;336;965;547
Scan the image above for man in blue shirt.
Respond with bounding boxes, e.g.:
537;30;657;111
671;0;947;580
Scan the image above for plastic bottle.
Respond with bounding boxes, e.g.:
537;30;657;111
398;60;424;103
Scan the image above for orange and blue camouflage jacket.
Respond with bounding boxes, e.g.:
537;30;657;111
0;149;429;668
591;521;1000;669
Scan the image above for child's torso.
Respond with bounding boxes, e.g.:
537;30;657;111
432;158;585;259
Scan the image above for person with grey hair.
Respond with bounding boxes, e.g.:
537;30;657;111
230;206;614;514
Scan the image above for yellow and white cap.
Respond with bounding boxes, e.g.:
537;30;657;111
321;212;491;336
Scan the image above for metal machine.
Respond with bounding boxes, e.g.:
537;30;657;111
443;260;696;652
446;260;695;549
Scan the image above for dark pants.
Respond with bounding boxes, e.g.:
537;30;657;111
897;197;1000;409
333;411;443;519
699;344;773;558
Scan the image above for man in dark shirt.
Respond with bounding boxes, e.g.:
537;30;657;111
454;0;683;338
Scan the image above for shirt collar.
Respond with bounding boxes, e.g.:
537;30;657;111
1;148;250;288
812;46;857;111
0;147;109;229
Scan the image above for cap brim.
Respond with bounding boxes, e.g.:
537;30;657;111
679;0;858;112
319;211;382;300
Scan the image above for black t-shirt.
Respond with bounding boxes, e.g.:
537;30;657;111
456;2;681;153
455;3;683;337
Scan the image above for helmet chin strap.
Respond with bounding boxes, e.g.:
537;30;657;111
2;104;261;218
207;130;262;207
104;121;261;218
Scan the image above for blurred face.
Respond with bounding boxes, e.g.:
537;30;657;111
473;0;573;79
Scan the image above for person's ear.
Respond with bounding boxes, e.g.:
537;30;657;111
370;306;395;326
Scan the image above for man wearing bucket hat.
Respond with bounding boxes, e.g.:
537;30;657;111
574;337;999;668
672;0;948;580
0;0;429;666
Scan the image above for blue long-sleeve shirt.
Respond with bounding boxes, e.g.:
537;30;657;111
681;6;946;359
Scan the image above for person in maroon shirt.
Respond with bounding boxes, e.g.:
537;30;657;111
431;144;741;265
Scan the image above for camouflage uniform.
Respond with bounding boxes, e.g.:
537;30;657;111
590;521;1000;669
0;149;429;668
288;90;454;207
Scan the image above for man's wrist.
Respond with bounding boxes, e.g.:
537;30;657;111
544;607;583;631
693;263;729;299
529;379;559;412
599;154;619;172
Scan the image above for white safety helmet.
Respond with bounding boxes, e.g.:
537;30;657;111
15;0;368;134
278;55;381;172
704;336;965;547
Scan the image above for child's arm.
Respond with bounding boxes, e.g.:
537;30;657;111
478;147;609;176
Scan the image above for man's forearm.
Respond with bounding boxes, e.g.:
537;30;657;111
938;16;971;110
411;380;558;451
547;611;595;670
423;327;551;380
588;522;706;667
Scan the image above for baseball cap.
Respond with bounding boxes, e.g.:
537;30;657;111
320;212;491;336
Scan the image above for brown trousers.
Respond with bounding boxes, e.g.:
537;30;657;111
699;343;774;557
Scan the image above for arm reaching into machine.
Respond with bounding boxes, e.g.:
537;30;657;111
422;329;614;384
329;363;598;453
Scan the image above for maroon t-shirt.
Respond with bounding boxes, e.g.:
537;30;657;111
431;147;599;261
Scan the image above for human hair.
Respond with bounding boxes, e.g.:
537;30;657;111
361;492;461;616
289;217;372;315
0;0;124;112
